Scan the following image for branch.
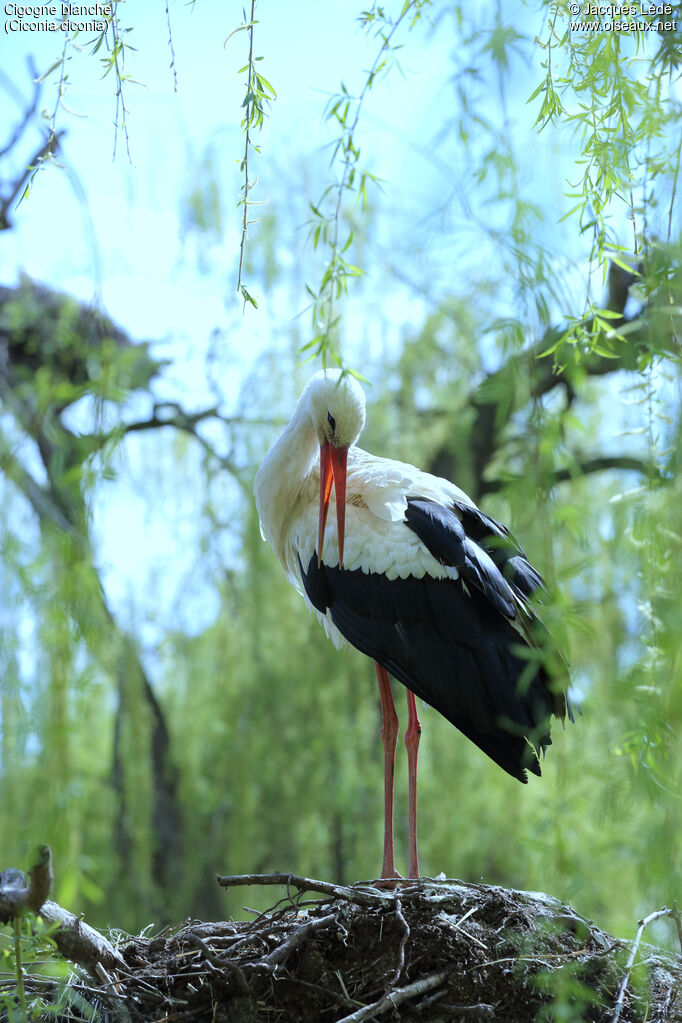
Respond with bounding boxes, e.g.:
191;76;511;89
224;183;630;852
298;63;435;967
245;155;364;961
0;130;63;231
612;907;674;1023
335;969;452;1023
115;404;246;484
391;898;409;984
0;436;79;538
120;403;280;434
39;901;128;981
217;871;394;906
259;912;337;971
481;455;664;496
428;262;675;498
0;58;40;159
185;932;249;994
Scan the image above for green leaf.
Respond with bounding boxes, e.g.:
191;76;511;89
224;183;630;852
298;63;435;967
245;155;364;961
240;286;258;308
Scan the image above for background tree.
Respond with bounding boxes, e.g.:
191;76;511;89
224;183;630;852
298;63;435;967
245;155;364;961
0;0;680;961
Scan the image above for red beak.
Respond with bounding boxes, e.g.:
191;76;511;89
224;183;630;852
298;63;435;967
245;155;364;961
318;441;348;569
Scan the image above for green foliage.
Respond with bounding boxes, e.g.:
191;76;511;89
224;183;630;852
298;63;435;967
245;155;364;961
534;962;607;1022
303;1;431;369
0;915;67;1023
530;4;682;359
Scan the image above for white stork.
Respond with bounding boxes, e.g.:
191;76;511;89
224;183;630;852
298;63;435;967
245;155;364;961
254;369;570;881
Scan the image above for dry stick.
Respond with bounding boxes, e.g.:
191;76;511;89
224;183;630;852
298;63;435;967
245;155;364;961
611;907;673;1023
335;969;451;1023
438;905;488;951
290;976;359;1010
217;872;393;906
391;898;409;984
94;964;132;1023
260;912;337;971
440;1006;494;1018
39;901;127;980
185;933;249;995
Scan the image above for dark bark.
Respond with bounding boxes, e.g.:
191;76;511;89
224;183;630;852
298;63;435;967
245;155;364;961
429;262;679;500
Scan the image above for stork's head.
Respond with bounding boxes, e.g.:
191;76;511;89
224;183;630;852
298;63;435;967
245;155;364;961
303;370;366;569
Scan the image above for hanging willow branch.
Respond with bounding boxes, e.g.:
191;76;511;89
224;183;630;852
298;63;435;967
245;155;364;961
303;0;431;369
231;0;276;310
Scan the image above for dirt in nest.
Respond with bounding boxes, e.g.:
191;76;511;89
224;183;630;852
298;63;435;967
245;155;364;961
4;877;682;1022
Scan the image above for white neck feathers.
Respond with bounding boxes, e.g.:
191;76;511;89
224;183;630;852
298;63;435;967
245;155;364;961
254;399;319;566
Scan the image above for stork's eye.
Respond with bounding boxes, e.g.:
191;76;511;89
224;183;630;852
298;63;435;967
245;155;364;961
327;411;336;432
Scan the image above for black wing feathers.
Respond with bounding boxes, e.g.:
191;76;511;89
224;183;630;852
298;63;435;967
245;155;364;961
300;566;559;784
448;499;544;598
299;494;568;784
404;499;517;617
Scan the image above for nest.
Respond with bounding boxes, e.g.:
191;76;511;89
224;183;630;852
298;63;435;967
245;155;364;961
3;868;682;1023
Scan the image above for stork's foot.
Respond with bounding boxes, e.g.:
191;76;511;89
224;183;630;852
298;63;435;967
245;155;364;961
375;870;404;890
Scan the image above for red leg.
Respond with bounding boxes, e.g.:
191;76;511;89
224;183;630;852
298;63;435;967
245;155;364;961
405;689;422;880
374;662;402;880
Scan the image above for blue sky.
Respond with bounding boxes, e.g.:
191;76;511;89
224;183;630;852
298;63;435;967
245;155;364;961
2;2;459;343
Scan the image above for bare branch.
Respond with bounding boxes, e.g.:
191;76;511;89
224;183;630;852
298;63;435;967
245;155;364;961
391;898;409;984
0;58;40;159
39;901;128;981
259;912;337;971
612;907;674;1023
0;436;79;538
217;871;394;906
481;455;664;496
121;403;221;433
185;932;249;994
335;968;452;1023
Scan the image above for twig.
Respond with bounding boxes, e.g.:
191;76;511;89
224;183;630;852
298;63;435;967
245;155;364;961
0;130;62;230
109;11;132;161
0;57;40;158
391;898;409;984
164;0;178;92
612;907;673;1023
237;0;256;300
335;969;451;1023
480;455;664;496
439;1005;494;1018
260;912;337;971
94;963;132;1023
185;932;249;994
217;872;394;906
436;907;488;951
289;976;360;1009
466;940;622;976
